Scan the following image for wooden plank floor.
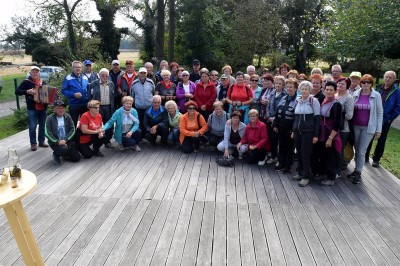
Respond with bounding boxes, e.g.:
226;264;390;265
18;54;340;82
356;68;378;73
2;130;400;265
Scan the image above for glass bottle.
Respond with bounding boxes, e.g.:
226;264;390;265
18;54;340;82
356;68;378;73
8;147;22;180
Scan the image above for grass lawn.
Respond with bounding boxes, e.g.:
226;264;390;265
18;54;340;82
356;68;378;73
0;73;27;102
0;115;24;140
373;127;400;178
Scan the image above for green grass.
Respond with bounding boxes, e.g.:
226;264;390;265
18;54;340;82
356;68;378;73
0;73;27;103
0;115;24;140
373;127;400;178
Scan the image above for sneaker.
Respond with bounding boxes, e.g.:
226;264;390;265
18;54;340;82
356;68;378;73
320;179;335;186
132;145;141;152
292;174;302;181
105;142;113;148
52;153;61;164
347;171;359;178
118;144;125;151
93;150;104;157
275;165;285;171
372;161;380;168
31;144;37;151
39;143;49;148
352;175;361;184
258;157;268;166
266;157;277;164
299;179;310;187
276;161;280;167
335;173;341;179
193;148;199;153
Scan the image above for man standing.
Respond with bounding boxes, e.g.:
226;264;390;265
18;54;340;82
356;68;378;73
83;60;99;83
118;60;137;98
144;61;156;84
62;61;89;126
45;100;80;164
367;71;400;167
331;64;343;82
216;74;230;113
348;71;362;96
155;60;169;83
189;59;201;82
247;65;256;76
130;67;155;131
109;60;124;109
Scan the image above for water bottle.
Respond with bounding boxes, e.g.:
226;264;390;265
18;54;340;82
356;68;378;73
8;147;22;180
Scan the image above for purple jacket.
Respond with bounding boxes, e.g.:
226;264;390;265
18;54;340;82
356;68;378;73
176;81;196;112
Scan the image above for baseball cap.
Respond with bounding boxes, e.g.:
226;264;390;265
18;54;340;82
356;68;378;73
53;100;66;107
192;59;200;65
125;60;134;65
139;67;147;73
111;60;120;65
349;71;362;79
84;59;92;66
221;74;228;79
30;66;40;71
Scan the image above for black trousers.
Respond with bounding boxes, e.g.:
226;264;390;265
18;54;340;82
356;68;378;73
208;133;223;147
277;128;294;169
78;134;106;158
100;105;113;143
335;131;349;174
51;144;80;162
136;108;148;132
294;131;314;179
245;148;266;164
266;122;278;158
366;121;391;162
69;104;88;127
144;124;169;144
181;136;201;153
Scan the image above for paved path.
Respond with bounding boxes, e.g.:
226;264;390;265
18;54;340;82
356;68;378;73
0;99;26;118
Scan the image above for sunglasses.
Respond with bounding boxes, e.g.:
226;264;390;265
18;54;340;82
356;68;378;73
361;81;372;84
90;107;100;109
251;80;258;82
187;107;196;110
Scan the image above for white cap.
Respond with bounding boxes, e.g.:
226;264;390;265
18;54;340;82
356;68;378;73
139;67;147;73
111;60;120;65
30;66;40;71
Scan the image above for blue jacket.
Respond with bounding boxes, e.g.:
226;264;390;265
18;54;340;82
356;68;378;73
102;107;139;144
375;83;400;123
62;73;89;106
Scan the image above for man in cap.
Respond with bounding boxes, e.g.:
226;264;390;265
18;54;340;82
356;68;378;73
109;59;124;109
189;59;201;82
118;60;137;100
45;100;80;164
348;71;362;96
216;74;231;112
62;61;89;126
83;60;99;83
131;67;155;131
16;66;49;151
366;70;400;167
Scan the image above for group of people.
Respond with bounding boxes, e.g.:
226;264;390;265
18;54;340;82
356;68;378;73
17;59;400;187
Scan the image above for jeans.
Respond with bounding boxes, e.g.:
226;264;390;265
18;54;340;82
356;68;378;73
353;126;374;172
121;129;142;147
218;141;243;157
167;128;180;144
28;109;47;145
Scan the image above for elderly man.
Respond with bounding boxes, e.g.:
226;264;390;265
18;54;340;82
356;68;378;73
118;60;137;98
331;64;343;82
189;59;201;82
144;61;156;84
131;67;155;131
247;65;256;76
45;100;80;164
83;59;99;83
88;68;115;147
62;61;89;126
155;60;169;83
366;71;400;167
16;66;49;151
143;95;169;145
348;71;362;96
109;59;124;109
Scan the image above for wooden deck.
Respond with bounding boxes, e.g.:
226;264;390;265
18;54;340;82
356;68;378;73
2;129;400;265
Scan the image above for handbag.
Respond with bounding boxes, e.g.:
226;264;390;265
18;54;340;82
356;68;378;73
216;156;234;167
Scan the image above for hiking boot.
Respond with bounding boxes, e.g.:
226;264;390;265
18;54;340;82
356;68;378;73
52;153;61;164
299;179;310;187
347;171;360;178
320;179;335;186
93;150;104;157
39;142;49;148
372;161;380;168
31;144;37;151
352;175;361;184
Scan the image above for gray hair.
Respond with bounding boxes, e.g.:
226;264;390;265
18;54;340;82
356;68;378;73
144;62;153;68
99;68;109;76
153;95;162;102
165;100;178;110
247;65;256;72
385;70;397;79
311;67;323;75
299;80;313;91
161;69;171;77
331;64;342;72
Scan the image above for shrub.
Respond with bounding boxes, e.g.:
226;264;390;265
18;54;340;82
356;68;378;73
12;107;28;130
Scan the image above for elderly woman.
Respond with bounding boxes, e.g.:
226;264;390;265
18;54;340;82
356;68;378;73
194;68;217;122
244;74;251;87
166;100;182;146
279;63;290;78
226;71;254;124
261;75;287;165
222;65;236;85
155;69;177;106
175;67;185;85
179;101;208;153
237;109;270;164
102;96;142;151
298;73;308;83
348;74;383;184
16;66;49;151
217;111;246;159
143;95;169;145
176;70;196;113
314;81;343;186
335;77;354;174
207;101;230;147
273;78;298;173
78;100;106;158
292;81;321;187
88;68;115;148
210;70;220;87
169;62;179;84
311;67;323;76
258;74;275;124
309;74;325;104
249;74;262;112
287;70;298;80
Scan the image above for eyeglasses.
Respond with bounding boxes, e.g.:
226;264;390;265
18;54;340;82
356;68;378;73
182;74;189;77
251;80;258;82
211;74;218;76
187;107;196;110
361;81;372;84
91;107;100;109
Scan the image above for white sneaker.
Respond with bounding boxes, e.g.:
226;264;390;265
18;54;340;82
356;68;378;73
132;145;141;152
118;144;125;151
266;157;277;164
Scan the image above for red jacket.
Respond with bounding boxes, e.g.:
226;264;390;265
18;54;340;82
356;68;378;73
240;120;270;151
194;81;216;111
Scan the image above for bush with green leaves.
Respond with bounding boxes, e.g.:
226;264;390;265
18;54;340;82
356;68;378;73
12;107;28;130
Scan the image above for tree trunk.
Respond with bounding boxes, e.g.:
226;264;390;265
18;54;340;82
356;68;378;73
168;0;175;62
63;3;76;54
156;0;165;60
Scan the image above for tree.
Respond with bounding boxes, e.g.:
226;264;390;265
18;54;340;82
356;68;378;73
156;0;166;60
168;0;176;62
